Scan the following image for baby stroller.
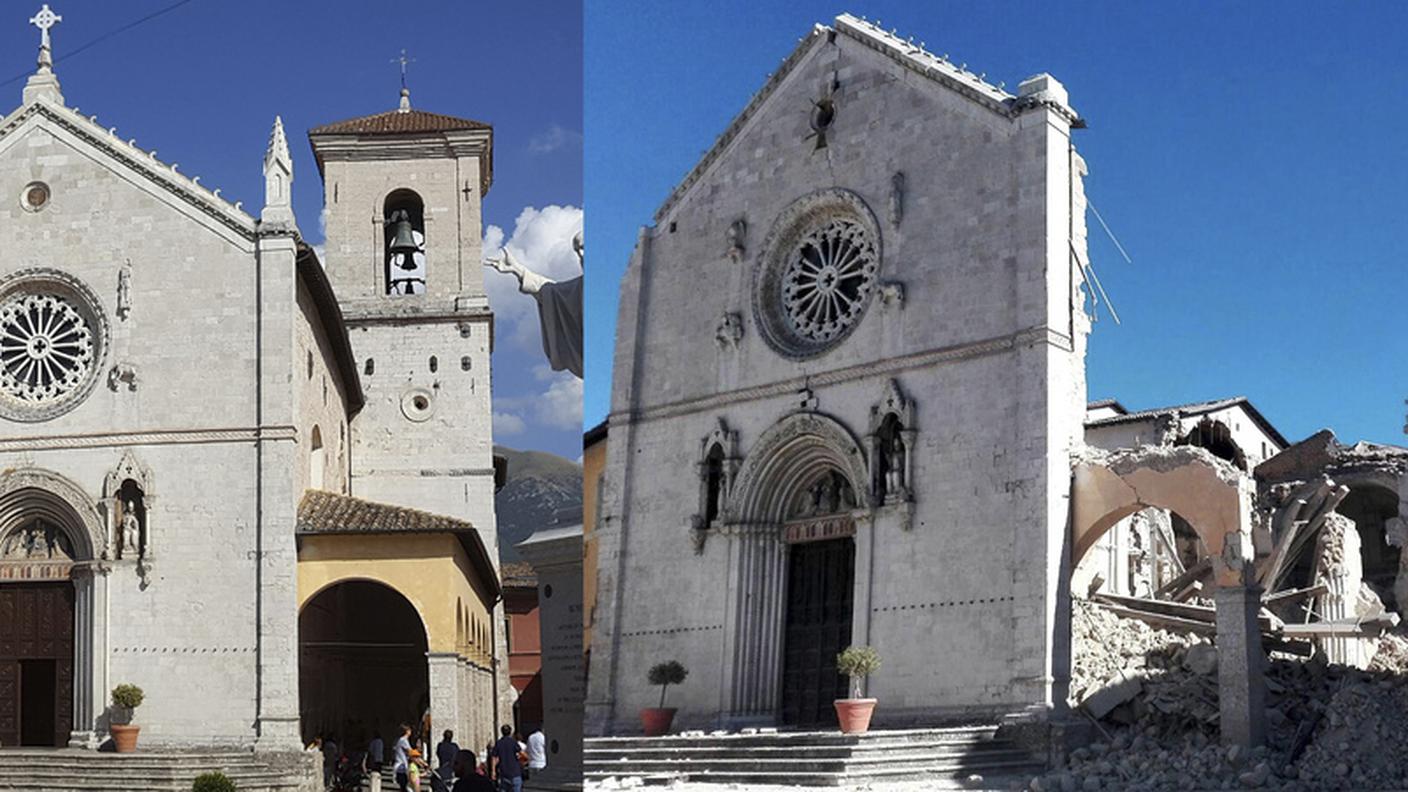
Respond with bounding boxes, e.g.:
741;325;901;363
328;753;367;792
425;766;451;792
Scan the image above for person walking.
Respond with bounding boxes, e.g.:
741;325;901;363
393;723;414;792
524;725;545;777
322;735;340;789
489;725;524;792
369;731;385;772
436;729;460;785
452;748;494;792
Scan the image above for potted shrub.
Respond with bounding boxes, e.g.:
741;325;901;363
191;771;237;792
834;646;881;734
110;683;144;752
641;660;688;736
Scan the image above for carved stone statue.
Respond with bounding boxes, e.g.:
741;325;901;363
121;499;140;558
726;218;747;262
116;260;132;319
884;433;905;496
888;171;904;227
485;233;583;378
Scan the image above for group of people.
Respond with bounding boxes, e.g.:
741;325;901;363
311;722;547;792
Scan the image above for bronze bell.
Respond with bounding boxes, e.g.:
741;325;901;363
388;210;419;259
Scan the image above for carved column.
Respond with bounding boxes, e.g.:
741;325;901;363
722;525;786;727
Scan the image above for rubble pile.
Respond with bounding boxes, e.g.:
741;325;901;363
1036;598;1408;791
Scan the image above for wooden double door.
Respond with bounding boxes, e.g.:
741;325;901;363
0;582;74;746
779;537;854;728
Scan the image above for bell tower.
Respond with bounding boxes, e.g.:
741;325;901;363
308;89;497;545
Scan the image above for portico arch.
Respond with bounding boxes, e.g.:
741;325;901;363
298;578;430;747
720;411;871;727
0;467;110;748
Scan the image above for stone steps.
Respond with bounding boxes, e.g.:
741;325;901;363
0;748;318;792
584;726;1045;787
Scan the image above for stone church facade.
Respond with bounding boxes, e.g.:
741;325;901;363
588;14;1091;733
0;27;503;751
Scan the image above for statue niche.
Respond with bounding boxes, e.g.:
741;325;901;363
868;379;915;506
114;480;146;561
691;418;740;554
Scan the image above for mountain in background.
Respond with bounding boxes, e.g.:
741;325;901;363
494;445;582;563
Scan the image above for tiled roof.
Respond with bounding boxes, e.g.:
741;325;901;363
501;561;537;587
297;490;474;535
309;108;490;136
1085;396;1289;449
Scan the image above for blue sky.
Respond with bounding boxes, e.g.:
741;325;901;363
0;1;583;459
585;1;1408;447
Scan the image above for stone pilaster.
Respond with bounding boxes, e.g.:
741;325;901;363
517;526;584;791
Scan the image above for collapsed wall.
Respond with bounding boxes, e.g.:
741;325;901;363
1037;598;1408;792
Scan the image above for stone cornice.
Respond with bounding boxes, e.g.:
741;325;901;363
0;425;298;452
610;325;1074;427
309;129;494;194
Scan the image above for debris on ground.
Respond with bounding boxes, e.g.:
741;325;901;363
1038;598;1408;791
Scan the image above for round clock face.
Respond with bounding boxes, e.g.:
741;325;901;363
0;270;108;422
753;189;883;359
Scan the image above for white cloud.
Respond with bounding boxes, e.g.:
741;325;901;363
534;367;583;431
493;366;584;434
483;205;584;353
528;125;580;155
493;411;527;436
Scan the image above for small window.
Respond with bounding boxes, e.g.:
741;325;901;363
309;426;326;491
306;350;314;380
461;356;472;371
364;358;375;376
429;355;438;373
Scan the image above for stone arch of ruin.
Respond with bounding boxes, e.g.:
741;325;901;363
1073;445;1255;588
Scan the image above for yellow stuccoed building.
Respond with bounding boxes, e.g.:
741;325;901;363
295;490;501;754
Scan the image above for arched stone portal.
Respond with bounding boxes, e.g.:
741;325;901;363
0;468;110;748
719;412;871;727
298;580;429;748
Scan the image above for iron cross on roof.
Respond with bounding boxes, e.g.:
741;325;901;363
30;4;61;50
392;49;415;90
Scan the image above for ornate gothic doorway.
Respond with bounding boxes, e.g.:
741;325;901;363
780;536;854;728
0;581;75;746
298;580;429;747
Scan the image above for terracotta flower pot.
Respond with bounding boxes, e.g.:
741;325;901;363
834;698;877;734
110;724;140;753
640;707;677;736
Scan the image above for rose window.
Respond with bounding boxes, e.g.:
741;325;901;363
753;189;883;359
781;218;877;344
0;270;108;422
0;294;94;402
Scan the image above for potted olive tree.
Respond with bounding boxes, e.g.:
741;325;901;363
641;660;688;736
834;646;881;734
110;683;145;752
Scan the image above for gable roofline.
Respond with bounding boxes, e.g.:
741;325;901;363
0;96;257;239
651;13;1082;225
295;243;365;415
1085;395;1289;449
